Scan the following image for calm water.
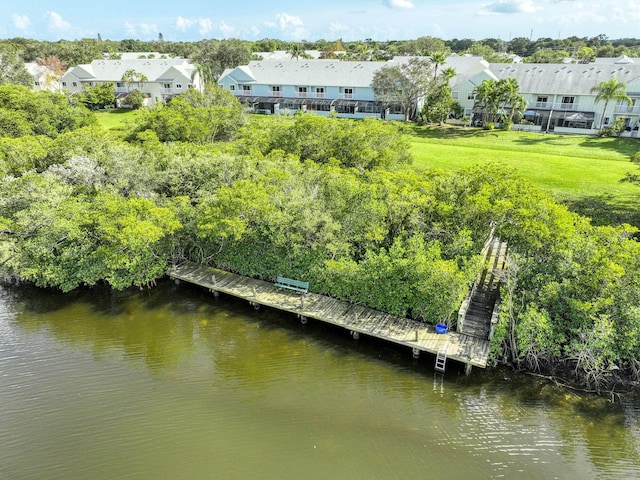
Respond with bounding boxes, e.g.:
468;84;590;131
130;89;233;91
1;282;639;480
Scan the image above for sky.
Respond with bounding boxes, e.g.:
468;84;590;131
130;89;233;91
3;0;640;43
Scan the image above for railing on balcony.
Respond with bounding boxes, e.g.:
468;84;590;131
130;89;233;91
237;90;252;96
534;101;553;109
555;102;579;111
314;92;326;98
295;92;308;98
270;91;283;97
615;105;640;114
534;101;579;111
341;93;354;99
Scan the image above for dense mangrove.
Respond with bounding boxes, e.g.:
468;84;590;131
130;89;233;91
1;84;639;393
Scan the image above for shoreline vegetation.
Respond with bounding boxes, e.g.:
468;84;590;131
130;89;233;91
2;85;640;396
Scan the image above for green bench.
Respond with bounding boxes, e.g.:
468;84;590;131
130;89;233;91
274;276;309;294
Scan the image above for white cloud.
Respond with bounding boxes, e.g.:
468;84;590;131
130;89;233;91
124;21;158;37
266;13;308;40
219;21;236;37
12;14;31;31
480;0;538;14
46;11;70;31
197;18;214;35
329;22;350;34
175;16;195;31
175;16;214;35
383;0;415;9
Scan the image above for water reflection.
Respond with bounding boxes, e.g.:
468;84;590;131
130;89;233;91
1;282;639;480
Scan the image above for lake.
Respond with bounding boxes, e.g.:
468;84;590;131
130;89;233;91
1;281;639;479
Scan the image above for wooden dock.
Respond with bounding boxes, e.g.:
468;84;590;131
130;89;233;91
168;261;490;372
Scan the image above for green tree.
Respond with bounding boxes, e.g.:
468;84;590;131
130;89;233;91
574;46;596;63
467;42;509;63
121;69;148;91
372;57;433;121
123;89;145;109
525;48;569;63
472;78;526;127
0;85;95;138
77;82;115;109
0;135;52;176
193;39;252;79
0;44;32;87
129;85;244;143
429;51;447;80
591;78;631;130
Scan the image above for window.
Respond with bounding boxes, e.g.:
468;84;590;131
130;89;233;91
271;85;281;96
315;87;325;98
337;104;356;114
467;93;474;100
536;96;548;103
62;81;67;87
298;86;307;97
72;82;77;87
175;84;182;89
34;81;40;86
116;82;124;88
561;96;575;104
163;83;171;89
342;87;354;98
241;85;251;94
362;102;377;113
229;85;235;91
452;91;458;99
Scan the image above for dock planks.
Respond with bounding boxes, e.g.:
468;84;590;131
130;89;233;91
168;261;490;369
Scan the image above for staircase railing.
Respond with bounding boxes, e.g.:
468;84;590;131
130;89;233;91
457;228;496;331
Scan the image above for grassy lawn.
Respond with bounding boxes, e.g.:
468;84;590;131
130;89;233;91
409;125;640;226
93;108;142;133
88;110;639;226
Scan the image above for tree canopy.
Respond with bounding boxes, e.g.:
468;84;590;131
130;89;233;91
372;57;433;121
0;82;638;391
0;84;95;138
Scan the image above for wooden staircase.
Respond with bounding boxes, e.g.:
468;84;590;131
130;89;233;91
458;237;507;340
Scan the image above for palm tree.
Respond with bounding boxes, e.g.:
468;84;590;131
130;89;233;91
473;79;498;126
192;62;212;88
429;51;447;80
287;43;304;60
591;78;631;130
498;78;527;124
122;69;148;91
440;67;456;82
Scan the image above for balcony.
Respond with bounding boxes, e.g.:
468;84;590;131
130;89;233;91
615;105;640;115
533;101;579;111
534;101;553;109
314;92;326;98
237;90;252;96
295;92;308;98
341;93;354;99
270;91;283;97
554;102;579;111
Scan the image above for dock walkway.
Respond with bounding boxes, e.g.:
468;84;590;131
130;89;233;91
168;261;490;371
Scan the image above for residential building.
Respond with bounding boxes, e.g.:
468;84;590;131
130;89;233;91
61;57;203;107
220;54;640;136
218;55;509;121
451;55;640;136
25;63;58;92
